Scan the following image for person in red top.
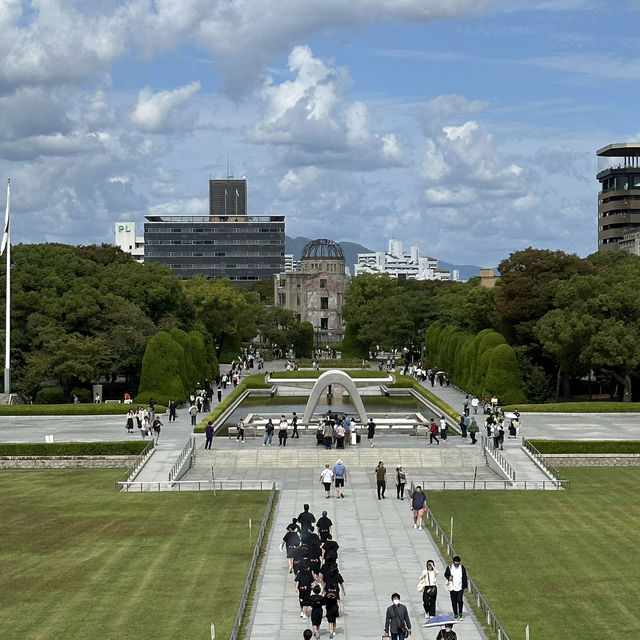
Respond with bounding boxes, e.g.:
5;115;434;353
429;419;440;445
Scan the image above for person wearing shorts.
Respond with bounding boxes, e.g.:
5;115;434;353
320;464;334;498
411;485;427;531
333;459;347;499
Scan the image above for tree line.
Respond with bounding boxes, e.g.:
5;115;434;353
342;248;640;402
0;243;312;401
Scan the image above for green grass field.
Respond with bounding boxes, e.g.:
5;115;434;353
428;467;640;639
0;470;269;640
503;401;640;412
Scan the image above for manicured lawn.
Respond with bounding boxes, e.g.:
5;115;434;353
0;404;166;416
502;401;640;412
0;470;269;640
428;467;640;639
269;369;388;379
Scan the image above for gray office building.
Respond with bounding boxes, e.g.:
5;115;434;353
597;143;640;250
144;214;285;282
209;178;247;216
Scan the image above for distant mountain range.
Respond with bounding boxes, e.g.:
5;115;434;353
285;236;483;281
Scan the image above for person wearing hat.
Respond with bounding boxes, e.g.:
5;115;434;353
333;459;347;498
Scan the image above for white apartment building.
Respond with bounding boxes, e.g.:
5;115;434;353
114;222;144;262
354;239;457;281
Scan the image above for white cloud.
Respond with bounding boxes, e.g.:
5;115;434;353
249;45;403;170
130;82;201;132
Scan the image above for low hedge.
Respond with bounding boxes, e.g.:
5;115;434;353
529;440;640;454
297;358;369;368
269;369;388;379
503;402;640;413
0;441;150;456
0;404;166;416
194;374;271;433
389;375;459;421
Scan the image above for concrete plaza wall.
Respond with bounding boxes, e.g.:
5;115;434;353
545;454;640;467
0;455;138;469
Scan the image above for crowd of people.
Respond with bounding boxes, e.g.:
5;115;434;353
125;403;162;443
281;504;346;638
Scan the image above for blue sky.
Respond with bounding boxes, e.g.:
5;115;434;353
1;0;639;267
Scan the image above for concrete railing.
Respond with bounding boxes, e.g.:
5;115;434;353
168;436;196;482
483;435;516;483
522;438;570;488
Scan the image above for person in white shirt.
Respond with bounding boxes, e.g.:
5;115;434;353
444;556;468;621
320;463;334;498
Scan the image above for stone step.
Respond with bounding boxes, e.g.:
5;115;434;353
193;446;485;469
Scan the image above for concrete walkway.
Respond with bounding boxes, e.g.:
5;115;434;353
249;469;487;640
417;381;552;484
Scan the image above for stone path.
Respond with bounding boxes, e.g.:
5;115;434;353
249;469;487;640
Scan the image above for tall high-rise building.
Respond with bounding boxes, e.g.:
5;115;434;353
209;177;247;216
144;177;284;282
597;143;640;251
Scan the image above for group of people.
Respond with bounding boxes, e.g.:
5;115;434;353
263;413;300;446
281;504;346;638
125;404;162;443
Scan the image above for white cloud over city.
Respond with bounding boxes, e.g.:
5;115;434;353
0;0;635;266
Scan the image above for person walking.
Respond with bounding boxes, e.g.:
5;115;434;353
236;419;245;443
333;458;347;498
168;399;177;422
316;511;333;541
280;523;301;573
429;419;440;445
292;412;299;438
152;416;163;444
320;463;334;498
278;415;289;446
189;404;198;426
125;410;135;433
383;592;412;639
410;485;427;531
367;417;376;447
204;421;214;450
439;415;448;441
297;504;316;542
308;584;325;639
263;419;274;446
444;556;468;621
395;466;406;500
418;559;439;623
468;418;479;445
436;624;457;640
375;461;387;500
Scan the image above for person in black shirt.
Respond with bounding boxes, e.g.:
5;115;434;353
308;584;325;638
280;525;301;573
297;504;316;541
322;534;339;564
316;511;333;541
295;564;314;619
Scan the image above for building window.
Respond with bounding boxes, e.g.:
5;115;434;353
278;293;286;305
297;293;301;306
320;317;328;330
320;297;329;310
320;279;327;288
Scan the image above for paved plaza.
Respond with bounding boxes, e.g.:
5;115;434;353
2;362;639;640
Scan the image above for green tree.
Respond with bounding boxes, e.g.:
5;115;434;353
137;332;187;404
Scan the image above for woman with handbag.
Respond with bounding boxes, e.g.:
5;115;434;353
417;559;439;623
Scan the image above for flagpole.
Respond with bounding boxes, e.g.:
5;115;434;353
3;179;10;395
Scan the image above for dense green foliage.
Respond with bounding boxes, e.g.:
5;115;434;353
294;321;314;358
0;470;269;639
0;441;149;456
389;374;460;421
424;321;526;403
34;386;66;404
529;439;640;454
0;403;165;416
219;330;242;363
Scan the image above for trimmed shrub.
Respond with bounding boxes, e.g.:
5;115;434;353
169;328;198;390
204;333;220;380
529;439;640;454
294;322;314;359
219;331;241;363
0;441;149;456
341;323;368;359
136;331;187;405
34;386;65;404
69;387;92;403
483;343;527;405
0;404;166;416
